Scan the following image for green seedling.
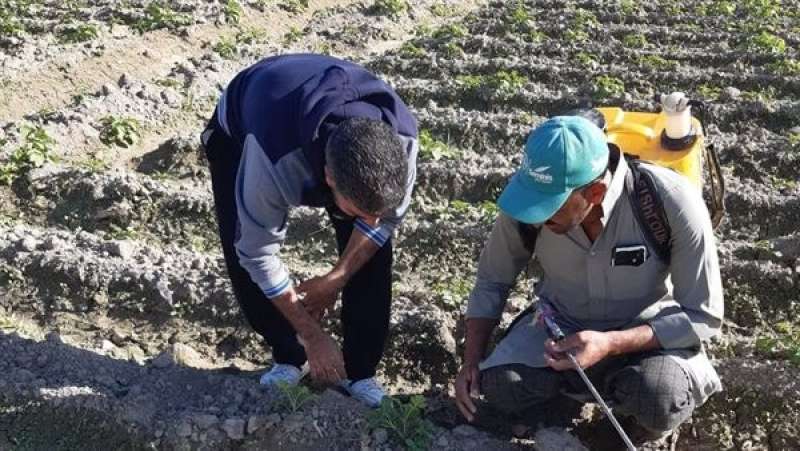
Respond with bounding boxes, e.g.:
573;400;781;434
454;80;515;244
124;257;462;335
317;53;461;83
697;84;722;100
432;23;468;40
399;41;425;58
223;0;243;24
315;41;333;55
440;41;463;57
770;175;797;191
275;382;316;413
58;23;99;43
372;0;408;18
564;8;598;42
457;70;528;101
741;85;777;102
107;224;140;240
213;36;237;59
662;2;683;15
767;59;800;76
413;23;433;37
281;0;309;13
429;4;451;16
745;31;786;55
703;0;736;16
755;321;800;365
133;2;192;33
622;33;647;48
620;0;640;15
99;116;140;148
236;27;267;45
742;0;780;22
510;2;531;25
419;130;460;161
79;155;110;173
447;199;498;224
788;132;800;147
0;16;24;37
0;126;56;186
592;75;625;101
636;54;677;70
367;396;434;451
283;26;304;45
498;1;533;34
433;277;472;308
155;77;183;89
576;51;599;68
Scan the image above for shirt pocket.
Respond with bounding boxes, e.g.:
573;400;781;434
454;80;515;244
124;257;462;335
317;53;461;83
605;249;667;321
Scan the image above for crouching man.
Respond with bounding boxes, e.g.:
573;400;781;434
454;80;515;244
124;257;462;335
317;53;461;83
455;116;723;446
201;54;418;407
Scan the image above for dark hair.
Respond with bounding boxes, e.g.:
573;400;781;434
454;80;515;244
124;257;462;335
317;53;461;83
325;118;408;215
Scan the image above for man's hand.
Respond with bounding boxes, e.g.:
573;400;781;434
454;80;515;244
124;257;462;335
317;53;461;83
455;363;481;422
544;330;613;371
301;331;346;384
297;273;345;321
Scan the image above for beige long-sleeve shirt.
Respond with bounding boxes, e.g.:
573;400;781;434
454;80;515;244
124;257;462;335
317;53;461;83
467;152;724;404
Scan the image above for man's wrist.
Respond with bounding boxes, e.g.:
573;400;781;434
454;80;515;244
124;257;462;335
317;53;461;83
326;268;349;290
273;289;323;340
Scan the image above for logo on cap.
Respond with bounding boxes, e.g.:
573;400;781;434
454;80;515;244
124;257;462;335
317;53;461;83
522;154;554;184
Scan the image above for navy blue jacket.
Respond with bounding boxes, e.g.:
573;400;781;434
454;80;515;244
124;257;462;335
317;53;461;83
216;54;418;298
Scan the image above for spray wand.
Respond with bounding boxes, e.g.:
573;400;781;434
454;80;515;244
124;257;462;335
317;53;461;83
539;302;636;451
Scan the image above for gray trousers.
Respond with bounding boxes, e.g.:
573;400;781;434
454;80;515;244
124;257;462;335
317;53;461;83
480;351;695;434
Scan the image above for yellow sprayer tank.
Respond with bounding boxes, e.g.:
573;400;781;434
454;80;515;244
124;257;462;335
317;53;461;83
596;107;704;189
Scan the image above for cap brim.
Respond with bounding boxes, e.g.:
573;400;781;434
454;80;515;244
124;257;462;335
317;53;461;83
497;172;571;224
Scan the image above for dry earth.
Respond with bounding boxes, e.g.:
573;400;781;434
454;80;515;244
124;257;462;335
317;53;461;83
1;0;799;450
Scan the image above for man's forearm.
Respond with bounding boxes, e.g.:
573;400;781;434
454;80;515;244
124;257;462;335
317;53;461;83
463;318;499;366
272;288;324;340
607;324;661;357
329;230;380;285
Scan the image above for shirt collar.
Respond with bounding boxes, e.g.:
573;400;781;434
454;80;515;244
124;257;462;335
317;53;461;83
599;146;628;226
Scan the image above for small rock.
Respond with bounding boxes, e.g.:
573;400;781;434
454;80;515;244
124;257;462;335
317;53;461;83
100;83;114;96
107;240;135;259
151;343;210;369
720;86;741;101
533;427;588;451
246;415;266;434
93;292;109;307
193;414;219;430
118;73;132;88
100;340;116;354
41;236;62;251
19;237;38;252
126;345;146;364
434;434;450;448
176;420;193;438
110;329;127;346
372;428;389;445
790;126;800;135
161;88;182;107
222;418;246;440
453;424;479;437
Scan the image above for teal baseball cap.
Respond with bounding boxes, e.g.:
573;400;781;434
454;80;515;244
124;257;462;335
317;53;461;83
497;116;609;224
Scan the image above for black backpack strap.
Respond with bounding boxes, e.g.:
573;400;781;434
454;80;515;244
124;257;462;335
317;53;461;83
624;158;672;263
517;222;540;253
